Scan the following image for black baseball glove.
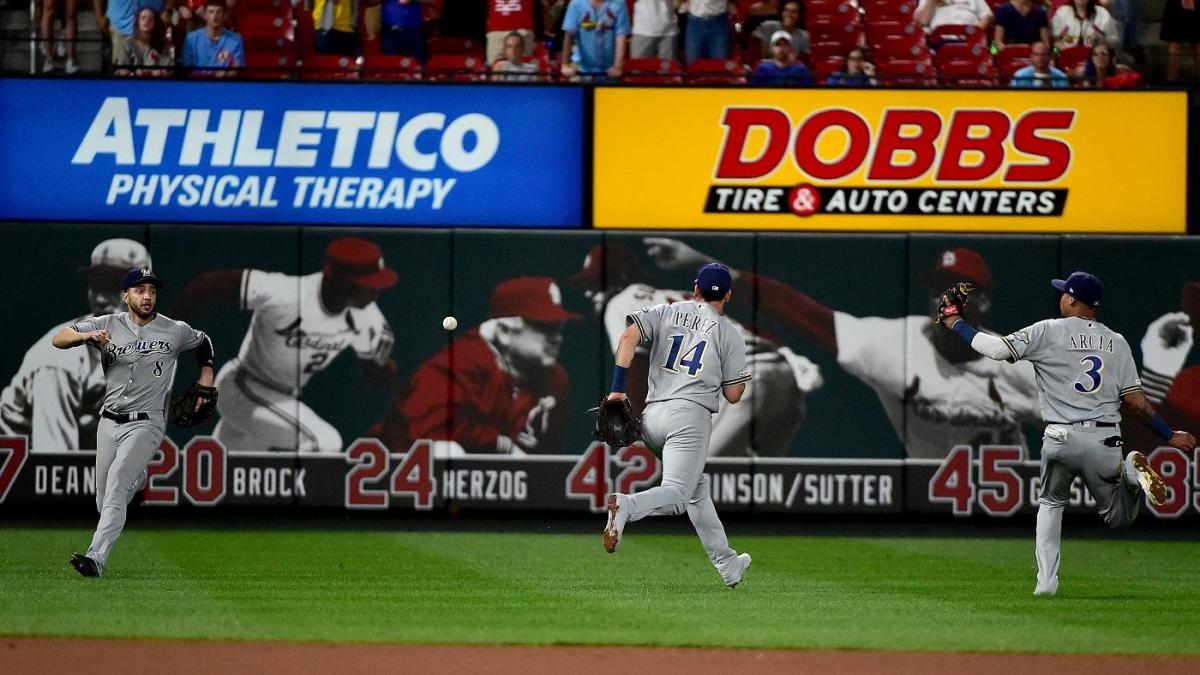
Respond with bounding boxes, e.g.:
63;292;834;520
170;383;218;428
592;397;641;447
933;282;976;325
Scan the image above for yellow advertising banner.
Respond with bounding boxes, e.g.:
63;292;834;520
593;88;1186;232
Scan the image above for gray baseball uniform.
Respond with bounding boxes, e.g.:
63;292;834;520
624;300;752;578
72;311;209;574
1002;316;1144;594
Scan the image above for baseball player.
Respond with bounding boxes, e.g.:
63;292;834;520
170;237;397;453
571;243;822;457
373;277;577;456
0;239;150;452
939;271;1197;596
57;267;216;577
602;263;754;588
645;238;1041;459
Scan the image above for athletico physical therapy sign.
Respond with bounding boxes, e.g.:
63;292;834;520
0;79;583;227
594;88;1186;232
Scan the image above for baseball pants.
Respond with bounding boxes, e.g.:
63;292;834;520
87;415;162;571
625;399;738;573
213;361;342;453
1035;423;1141;593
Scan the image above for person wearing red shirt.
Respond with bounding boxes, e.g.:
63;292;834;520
372;277;580;456
487;0;536;65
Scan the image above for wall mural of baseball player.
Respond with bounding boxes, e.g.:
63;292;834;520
170;237;397;453
373;277;579;456
644;237;1045;459
571;240;823;457
59;267;216;577
0;238;151;452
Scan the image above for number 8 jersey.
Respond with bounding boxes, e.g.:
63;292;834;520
1002;316;1141;424
629;300;752;414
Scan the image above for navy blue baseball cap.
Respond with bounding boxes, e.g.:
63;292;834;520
121;267;162;290
1051;271;1102;307
695;263;732;297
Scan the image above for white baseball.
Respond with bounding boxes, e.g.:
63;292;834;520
442;316;458;331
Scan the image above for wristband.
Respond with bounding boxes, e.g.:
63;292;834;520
1148;414;1174;442
611;365;628;393
952;320;979;343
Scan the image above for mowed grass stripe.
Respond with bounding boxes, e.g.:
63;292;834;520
0;528;1196;654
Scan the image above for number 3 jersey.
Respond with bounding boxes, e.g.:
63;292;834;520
234;270;392;394
1002;316;1141;424
629;300;752;413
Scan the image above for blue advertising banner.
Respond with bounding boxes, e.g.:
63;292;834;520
0;79;583;227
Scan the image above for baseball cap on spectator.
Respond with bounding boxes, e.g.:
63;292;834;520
569;244;649;290
490;277;582;323
122;267;162;290
79;239;151;276
924;248;993;291
770;30;793;46
695;263;732;298
323;237;398;290
1051;271;1103;307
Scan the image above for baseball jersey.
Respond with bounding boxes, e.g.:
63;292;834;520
72;312;207;415
604;284;775;358
0;316;106;451
234;270;392;394
629;300;752;413
1002;316;1140;424
835;312;1040;457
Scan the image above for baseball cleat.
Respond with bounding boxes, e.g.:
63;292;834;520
1126;451;1168;506
723;552;752;588
70;553;101;578
602;493;628;553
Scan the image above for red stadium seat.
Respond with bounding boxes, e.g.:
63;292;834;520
424;54;487;81
239;13;294;41
429;36;484;58
929;23;988;48
808;21;865;50
870;28;924;55
996;44;1033;79
1056;44;1091;73
937;59;999;86
622;58;684;84
860;0;917;19
237;0;294;20
686;58;747;84
361;54;423;81
805;0;858;20
244;34;295;57
877;57;935;84
301;54;360;80
243;52;298;79
810;41;858;62
935;41;990;64
868;19;920;39
812;56;846;82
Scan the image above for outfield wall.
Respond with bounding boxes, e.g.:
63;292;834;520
2;224;1199;520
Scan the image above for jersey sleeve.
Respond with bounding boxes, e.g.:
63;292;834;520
1001;319;1050;363
1114;336;1143;397
720;330;752;387
175;319;207;351
71;314;112;334
351;303;394;365
833;312;907;398
240;269;297;311
627;303;668;345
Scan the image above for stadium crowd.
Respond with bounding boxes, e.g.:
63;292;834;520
37;0;1192;85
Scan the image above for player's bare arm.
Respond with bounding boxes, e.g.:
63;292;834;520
1119;389;1197;451
51;326;110;349
606;323;640;402
722;382;746;404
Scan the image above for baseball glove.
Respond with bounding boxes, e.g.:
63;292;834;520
592;397;641;447
933;282;976;324
170;383;218;428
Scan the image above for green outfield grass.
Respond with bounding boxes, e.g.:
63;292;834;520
0;527;1197;654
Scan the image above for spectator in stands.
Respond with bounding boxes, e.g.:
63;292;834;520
1051;0;1119;50
313;0;360;56
1161;0;1200;82
827;47;877;85
630;0;679;60
751;29;812;84
492;30;542;79
743;0;781;38
560;0;630;79
380;0;429;62
753;0;808;60
686;0;735;63
1010;39;1068;86
994;0;1050;48
116;6;174;75
182;0;243;76
41;0;82;72
914;0;992;31
487;0;537;64
1073;41;1133;85
92;0;165;66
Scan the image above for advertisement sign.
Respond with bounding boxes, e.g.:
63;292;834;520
0;79;583;227
594;88;1186;232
